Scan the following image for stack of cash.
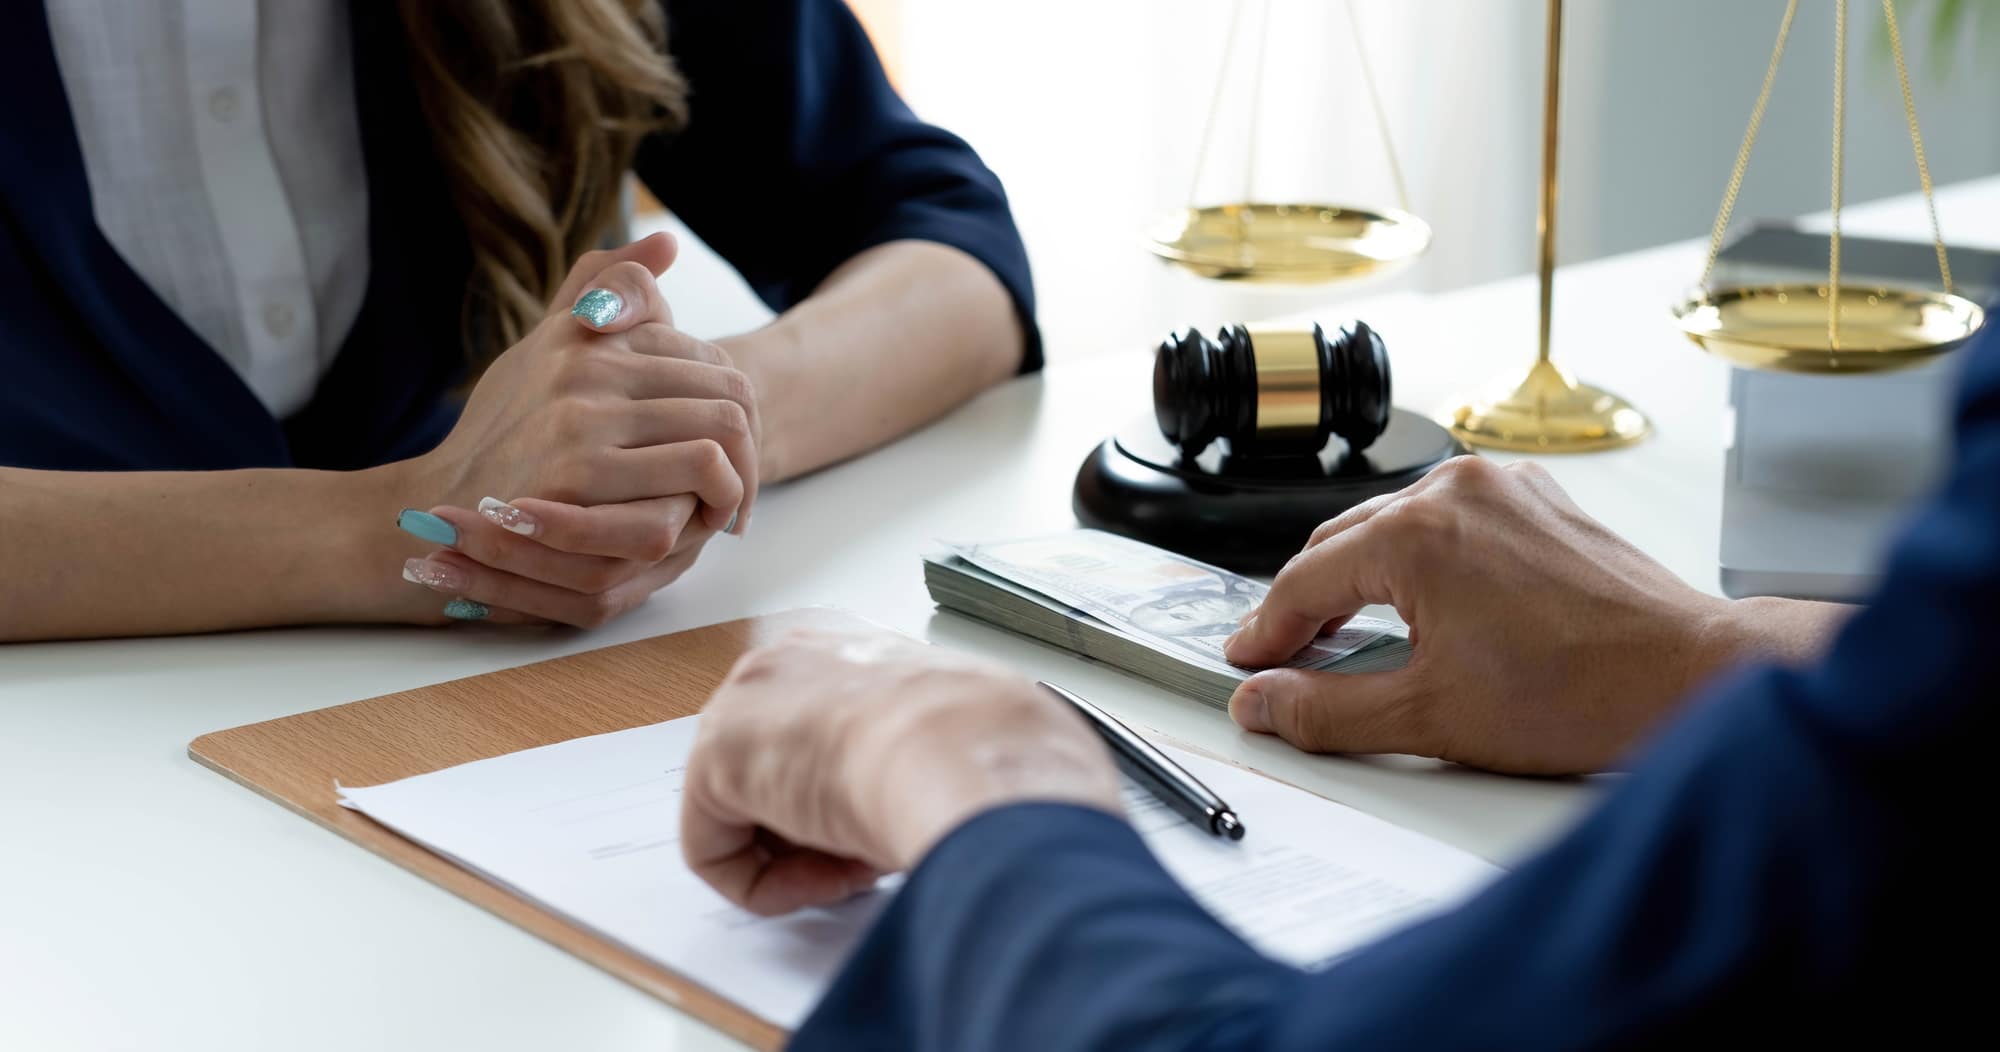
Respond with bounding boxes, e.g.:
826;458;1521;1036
924;530;1410;708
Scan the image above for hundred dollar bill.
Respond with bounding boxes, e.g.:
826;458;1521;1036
945;530;1403;677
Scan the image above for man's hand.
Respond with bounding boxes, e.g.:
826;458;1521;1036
1223;457;1848;775
682;629;1122;916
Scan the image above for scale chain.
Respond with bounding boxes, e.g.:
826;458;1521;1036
1701;0;1797;289
1882;0;1954;294
1243;0;1273;208
1185;0;1415;220
1186;0;1249;209
1831;0;1846;351
1701;0;1955;352
1344;0;1411;213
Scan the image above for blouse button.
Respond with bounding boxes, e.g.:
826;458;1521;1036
207;86;241;122
263;301;296;340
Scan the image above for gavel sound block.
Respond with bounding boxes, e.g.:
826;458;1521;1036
1073;321;1466;574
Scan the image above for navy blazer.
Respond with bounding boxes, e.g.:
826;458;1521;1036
799;339;1996;1044
0;1;1035;473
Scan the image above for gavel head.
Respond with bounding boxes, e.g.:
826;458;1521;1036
1153;321;1391;461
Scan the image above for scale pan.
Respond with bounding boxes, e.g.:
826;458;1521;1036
1145;203;1432;283
1672;283;1985;374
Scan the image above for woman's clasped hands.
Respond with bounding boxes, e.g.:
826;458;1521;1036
390;232;760;627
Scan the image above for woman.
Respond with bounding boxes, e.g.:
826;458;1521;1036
0;1;1034;640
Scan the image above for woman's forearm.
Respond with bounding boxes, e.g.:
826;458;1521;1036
721;240;1027;482
0;463;436;641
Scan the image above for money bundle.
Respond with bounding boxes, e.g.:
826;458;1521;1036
924;530;1410;708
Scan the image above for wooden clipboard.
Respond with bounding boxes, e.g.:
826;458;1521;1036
189;607;865;1052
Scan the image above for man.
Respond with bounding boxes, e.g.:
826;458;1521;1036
677;323;1993;1045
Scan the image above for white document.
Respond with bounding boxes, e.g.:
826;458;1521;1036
1125;751;1499;969
339;716;1499;1030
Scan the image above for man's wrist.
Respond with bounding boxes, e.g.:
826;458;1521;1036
1685;595;1853;703
1707;595;1853;667
883;765;1123;874
858;680;1124;872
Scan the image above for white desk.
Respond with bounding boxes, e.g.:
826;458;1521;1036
5;178;1995;1051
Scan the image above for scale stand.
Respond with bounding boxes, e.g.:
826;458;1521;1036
1447;0;1648;453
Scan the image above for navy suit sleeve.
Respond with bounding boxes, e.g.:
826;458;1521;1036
797;331;2000;1048
640;1;1041;370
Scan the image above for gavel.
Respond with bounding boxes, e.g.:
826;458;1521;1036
1152;321;1392;461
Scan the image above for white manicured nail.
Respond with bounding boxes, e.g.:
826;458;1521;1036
478;497;539;537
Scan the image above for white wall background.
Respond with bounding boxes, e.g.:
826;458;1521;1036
1564;0;2000;264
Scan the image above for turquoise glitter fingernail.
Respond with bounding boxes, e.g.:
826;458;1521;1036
397;509;458;546
443;599;490;621
724;510;739;534
572;288;623;327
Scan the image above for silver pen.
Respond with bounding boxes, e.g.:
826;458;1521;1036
1040;681;1245;841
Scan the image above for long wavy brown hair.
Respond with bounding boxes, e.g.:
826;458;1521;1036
398;0;689;363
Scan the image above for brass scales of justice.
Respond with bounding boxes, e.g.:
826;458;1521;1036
1142;0;1983;453
1076;0;1982;570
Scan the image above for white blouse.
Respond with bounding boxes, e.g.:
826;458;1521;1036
46;0;370;418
